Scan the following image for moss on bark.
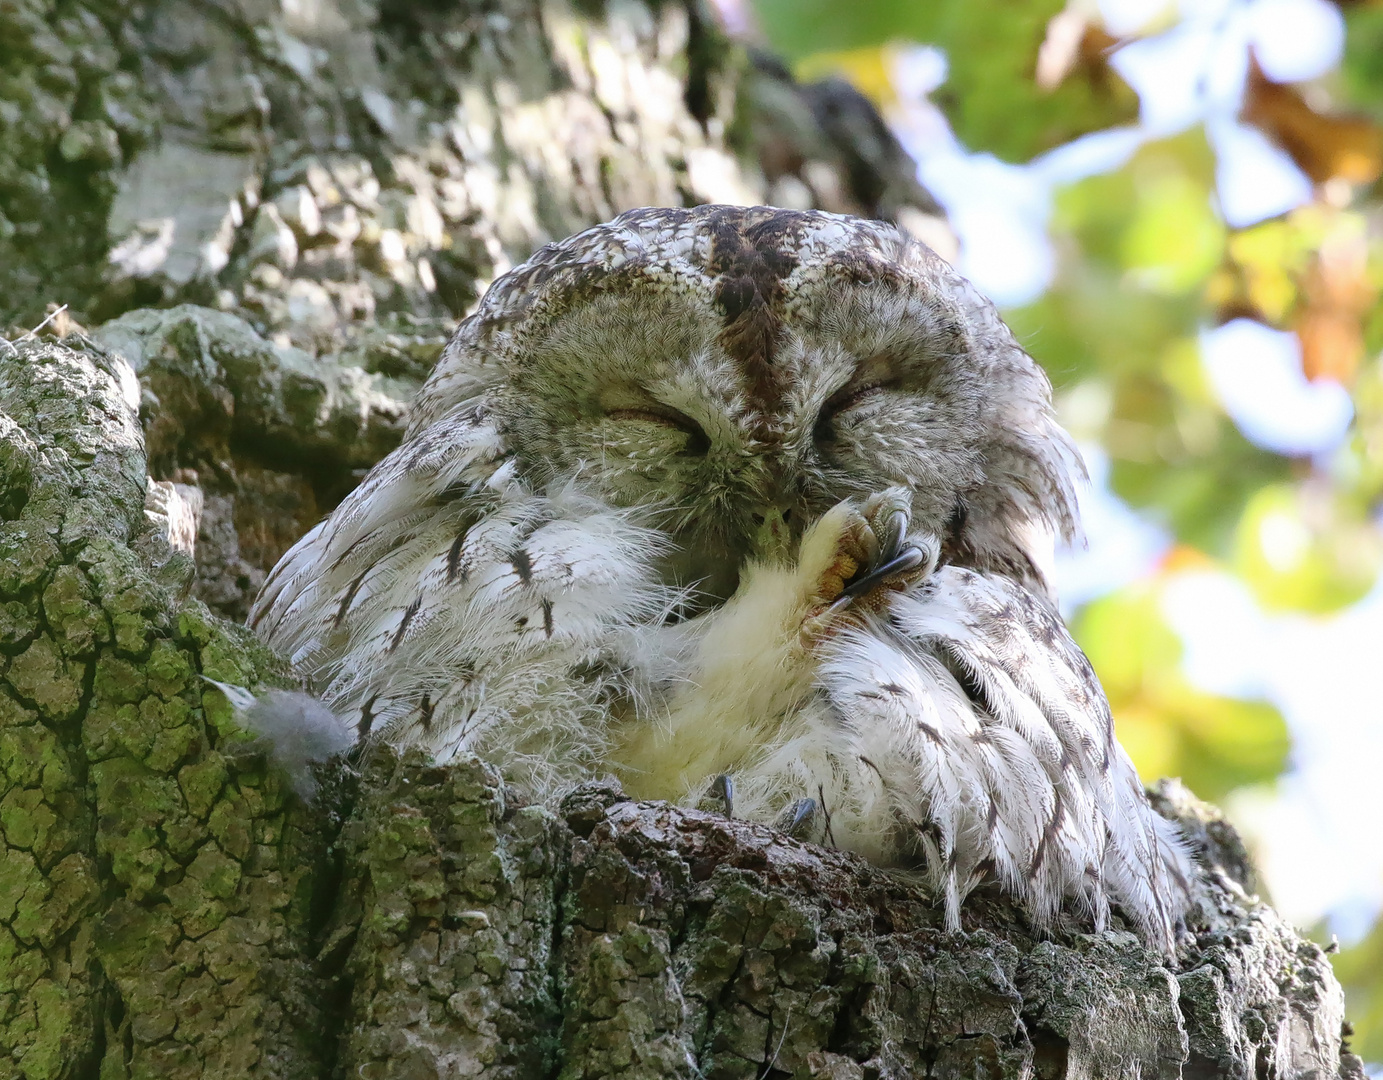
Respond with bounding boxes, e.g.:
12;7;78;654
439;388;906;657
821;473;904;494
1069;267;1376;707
0;344;1363;1079
0;342;326;1079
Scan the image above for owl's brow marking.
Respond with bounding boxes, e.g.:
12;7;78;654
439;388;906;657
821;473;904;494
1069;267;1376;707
510;547;534;584
706;208;801;410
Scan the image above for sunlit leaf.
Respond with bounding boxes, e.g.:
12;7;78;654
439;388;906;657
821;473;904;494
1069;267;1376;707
1120;171;1226;293
1234;483;1382;612
1211;216;1315;325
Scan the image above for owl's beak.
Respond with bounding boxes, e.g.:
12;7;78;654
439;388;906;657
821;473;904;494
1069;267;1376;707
749;505;796;566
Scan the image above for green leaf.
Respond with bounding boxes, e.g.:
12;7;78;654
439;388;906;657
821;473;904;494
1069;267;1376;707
1120;171;1225;294
1072;585;1291;802
1233;484;1382;614
1337;6;1383;124
751;0;1139;161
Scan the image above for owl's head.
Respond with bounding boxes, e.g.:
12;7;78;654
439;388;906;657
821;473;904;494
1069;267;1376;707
414;206;1082;603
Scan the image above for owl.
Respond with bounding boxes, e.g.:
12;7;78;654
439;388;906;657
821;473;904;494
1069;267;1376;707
251;205;1193;954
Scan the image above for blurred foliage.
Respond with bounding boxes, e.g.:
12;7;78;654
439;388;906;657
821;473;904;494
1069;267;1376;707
759;0;1138;162
752;0;1383;1063
1073;584;1290;801
1339;5;1383;119
1336;919;1383;1063
1234;481;1383;611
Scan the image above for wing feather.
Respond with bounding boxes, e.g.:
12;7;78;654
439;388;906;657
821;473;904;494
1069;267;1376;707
251;394;674;795
818;565;1192;953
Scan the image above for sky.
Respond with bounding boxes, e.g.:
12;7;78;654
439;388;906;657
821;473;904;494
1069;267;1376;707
889;0;1383;943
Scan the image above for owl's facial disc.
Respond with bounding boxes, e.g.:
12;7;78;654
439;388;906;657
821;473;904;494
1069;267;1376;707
572;356;951;599
412;205;1079;609
499;272;1000;607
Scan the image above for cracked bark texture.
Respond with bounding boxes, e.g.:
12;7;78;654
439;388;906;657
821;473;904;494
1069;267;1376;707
0;339;1366;1080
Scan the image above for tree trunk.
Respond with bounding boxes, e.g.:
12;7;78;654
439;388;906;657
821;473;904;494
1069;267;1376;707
0;0;1365;1076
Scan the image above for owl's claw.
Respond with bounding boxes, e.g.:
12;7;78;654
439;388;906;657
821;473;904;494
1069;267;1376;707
860;488;912;564
798;489;938;647
776;797;817;839
707;772;735;819
840;543;929;602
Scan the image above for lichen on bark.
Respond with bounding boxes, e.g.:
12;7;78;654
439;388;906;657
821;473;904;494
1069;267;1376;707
0;341;328;1079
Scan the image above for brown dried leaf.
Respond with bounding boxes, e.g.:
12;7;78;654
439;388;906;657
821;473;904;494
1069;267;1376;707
1036;8;1122;93
1241;57;1383;185
1294;232;1374;382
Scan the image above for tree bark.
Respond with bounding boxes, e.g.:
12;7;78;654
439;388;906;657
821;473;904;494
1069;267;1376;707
0;0;1366;1076
0;336;1365;1080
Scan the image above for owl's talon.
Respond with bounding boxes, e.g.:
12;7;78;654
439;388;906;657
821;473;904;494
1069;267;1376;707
840;544;927;601
861;488;912;562
776;797;818;839
797;492;938;650
707;773;735;819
